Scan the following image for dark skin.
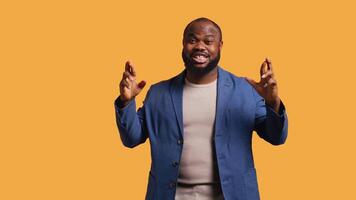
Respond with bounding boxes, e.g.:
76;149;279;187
182;21;222;84
245;58;281;112
119;21;280;112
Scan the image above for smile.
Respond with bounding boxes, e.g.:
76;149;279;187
191;53;209;64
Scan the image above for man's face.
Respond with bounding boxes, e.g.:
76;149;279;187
182;21;223;74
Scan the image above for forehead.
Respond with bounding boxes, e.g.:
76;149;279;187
185;21;219;38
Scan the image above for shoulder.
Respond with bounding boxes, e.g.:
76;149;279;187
145;71;183;96
219;67;262;100
148;76;177;92
219;67;263;105
218;67;252;89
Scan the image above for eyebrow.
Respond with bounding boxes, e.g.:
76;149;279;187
186;33;216;38
205;35;216;39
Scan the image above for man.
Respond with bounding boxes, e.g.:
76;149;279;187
114;17;288;200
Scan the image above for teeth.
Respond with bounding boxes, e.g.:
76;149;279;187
192;55;208;63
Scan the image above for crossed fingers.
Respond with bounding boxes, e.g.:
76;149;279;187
120;61;136;89
260;58;276;88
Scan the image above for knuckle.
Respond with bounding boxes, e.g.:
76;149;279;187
269;79;276;84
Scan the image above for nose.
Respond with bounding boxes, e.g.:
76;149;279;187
193;41;206;51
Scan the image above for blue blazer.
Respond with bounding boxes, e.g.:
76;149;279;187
114;67;288;200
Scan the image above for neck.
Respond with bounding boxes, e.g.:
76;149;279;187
185;67;218;84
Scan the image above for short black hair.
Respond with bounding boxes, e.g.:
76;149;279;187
183;17;223;41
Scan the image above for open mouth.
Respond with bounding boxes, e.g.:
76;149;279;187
191;53;209;64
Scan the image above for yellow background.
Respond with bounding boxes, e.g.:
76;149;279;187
1;0;355;199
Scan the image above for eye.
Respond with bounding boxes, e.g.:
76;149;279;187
205;40;213;45
189;38;196;44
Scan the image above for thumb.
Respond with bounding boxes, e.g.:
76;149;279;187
133;80;146;96
137;80;146;91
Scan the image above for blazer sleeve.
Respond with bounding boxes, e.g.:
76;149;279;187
114;88;151;148
253;88;289;146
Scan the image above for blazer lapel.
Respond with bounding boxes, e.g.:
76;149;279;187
215;67;233;136
169;67;234;138
170;70;186;138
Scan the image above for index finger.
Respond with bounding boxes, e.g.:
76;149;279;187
125;61;131;72
130;63;137;76
125;61;136;76
266;58;274;71
260;60;268;76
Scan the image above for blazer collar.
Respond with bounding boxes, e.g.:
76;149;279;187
170;66;233;138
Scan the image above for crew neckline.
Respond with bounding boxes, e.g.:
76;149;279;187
184;78;217;88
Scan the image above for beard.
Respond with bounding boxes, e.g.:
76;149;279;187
182;50;220;75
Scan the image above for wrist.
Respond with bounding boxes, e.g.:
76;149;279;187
266;97;281;112
118;95;132;108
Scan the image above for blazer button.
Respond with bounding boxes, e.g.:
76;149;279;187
169;182;176;189
177;139;182;145
172;161;179;167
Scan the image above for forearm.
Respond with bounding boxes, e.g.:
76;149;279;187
114;96;147;148
255;101;288;145
265;96;281;113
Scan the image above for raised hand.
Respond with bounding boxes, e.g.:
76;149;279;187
119;61;146;103
245;58;281;112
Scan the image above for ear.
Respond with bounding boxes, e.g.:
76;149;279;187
219;40;223;51
182;36;186;45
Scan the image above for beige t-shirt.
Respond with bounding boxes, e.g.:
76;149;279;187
178;78;219;184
